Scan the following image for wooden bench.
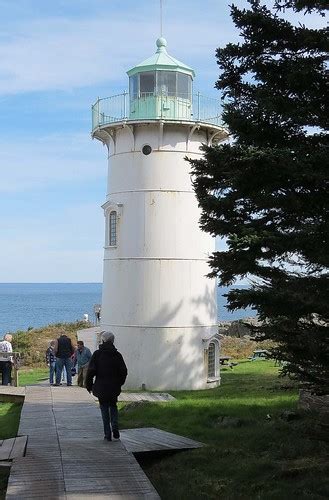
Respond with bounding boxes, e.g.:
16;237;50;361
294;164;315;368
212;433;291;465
220;356;238;369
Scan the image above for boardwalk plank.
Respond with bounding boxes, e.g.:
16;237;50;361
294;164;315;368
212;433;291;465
9;437;27;459
0;439;15;460
0;461;11;468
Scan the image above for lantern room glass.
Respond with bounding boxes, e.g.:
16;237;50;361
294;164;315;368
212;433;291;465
129;71;192;100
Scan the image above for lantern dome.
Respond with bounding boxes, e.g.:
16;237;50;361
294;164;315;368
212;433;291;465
127;38;195;78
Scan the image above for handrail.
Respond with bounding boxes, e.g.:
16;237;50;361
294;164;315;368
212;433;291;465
92;91;223;130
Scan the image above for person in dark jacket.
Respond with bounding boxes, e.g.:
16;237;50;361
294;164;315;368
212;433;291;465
45;340;56;385
86;331;127;441
54;333;75;386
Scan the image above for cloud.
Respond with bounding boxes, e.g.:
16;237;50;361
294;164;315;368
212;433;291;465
0;4;241;96
0;1;324;96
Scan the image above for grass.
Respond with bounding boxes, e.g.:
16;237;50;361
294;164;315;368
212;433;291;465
1;362;328;499
119;361;329;499
0;403;22;500
18;368;49;386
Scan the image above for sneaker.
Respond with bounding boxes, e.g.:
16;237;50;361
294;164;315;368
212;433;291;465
112;429;120;439
104;434;112;441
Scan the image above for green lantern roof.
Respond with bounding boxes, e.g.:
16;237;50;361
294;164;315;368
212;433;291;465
127;38;195;78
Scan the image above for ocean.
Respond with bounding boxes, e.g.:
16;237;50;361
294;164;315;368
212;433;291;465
0;283;256;336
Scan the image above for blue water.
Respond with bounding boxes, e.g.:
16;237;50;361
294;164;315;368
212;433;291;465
0;283;255;335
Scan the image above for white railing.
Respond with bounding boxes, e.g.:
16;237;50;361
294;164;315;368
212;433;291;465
92;91;223;130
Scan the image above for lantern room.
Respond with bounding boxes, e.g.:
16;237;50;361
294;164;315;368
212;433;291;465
127;37;195;121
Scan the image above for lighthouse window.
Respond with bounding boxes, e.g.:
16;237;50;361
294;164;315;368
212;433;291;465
208;342;216;378
142;145;152;155
109;211;117;246
140;72;155;95
157;71;176;96
130;75;138;99
177;73;191;99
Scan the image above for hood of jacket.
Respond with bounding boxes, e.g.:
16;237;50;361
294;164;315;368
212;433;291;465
99;341;118;355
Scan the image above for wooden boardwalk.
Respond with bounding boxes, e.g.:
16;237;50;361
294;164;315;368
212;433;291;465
121;428;203;454
5;386;202;499
0;386;25;403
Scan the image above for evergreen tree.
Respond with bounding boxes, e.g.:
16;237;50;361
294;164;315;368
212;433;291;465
188;0;329;393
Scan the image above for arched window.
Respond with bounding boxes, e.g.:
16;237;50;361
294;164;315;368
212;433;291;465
109;211;117;246
208;342;216;378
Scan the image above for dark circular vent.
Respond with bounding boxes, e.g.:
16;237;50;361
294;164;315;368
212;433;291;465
142;145;152;156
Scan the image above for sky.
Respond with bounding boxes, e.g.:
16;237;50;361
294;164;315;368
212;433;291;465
0;0;324;283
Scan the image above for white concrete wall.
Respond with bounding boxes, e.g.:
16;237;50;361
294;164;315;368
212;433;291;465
77;327;100;353
101;123;218;390
104;325;218;391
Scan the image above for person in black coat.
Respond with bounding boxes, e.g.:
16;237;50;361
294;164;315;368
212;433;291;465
86;331;127;441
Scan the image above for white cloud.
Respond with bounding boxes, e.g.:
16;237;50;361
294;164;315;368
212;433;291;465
0;7;240;95
0;1;325;95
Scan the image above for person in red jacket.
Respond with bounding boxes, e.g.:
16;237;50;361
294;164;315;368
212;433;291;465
86;331;127;441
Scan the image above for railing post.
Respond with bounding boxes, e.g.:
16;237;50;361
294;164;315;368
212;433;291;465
197;92;200;121
123;91;127;119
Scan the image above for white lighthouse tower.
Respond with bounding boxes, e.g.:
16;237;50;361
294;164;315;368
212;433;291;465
91;38;228;390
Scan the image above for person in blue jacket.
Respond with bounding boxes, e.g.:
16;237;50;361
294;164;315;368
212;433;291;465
73;340;92;387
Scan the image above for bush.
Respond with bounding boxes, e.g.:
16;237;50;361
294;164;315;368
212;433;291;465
220;336;275;359
11;321;90;366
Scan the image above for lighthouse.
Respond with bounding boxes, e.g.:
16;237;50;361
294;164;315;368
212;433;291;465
91;38;228;390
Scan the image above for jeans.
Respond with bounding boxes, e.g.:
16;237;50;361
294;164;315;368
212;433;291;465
0;361;12;385
56;357;72;385
49;362;56;384
99;399;119;438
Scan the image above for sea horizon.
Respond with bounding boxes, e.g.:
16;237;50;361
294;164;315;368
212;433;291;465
0;282;256;335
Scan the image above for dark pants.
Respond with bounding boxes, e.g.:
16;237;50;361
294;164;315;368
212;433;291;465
0;361;12;385
55;357;72;385
99;398;119;438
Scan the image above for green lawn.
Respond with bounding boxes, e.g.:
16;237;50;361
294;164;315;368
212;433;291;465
18;368;49;386
0;362;328;499
0;403;22;500
119;361;329;499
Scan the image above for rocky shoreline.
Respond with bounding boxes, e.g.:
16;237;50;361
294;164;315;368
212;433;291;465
218;317;260;338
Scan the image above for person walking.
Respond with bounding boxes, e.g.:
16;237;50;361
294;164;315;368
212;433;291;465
46;340;56;385
86;331;127;441
0;334;13;386
73;340;92;388
54;333;75;386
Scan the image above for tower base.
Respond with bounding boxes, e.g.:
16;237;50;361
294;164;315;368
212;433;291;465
100;324;220;391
